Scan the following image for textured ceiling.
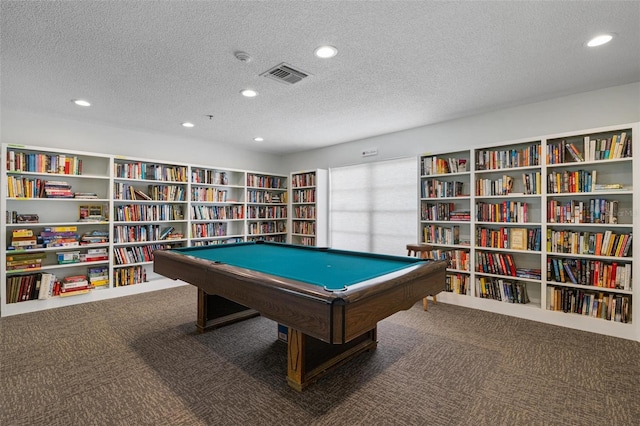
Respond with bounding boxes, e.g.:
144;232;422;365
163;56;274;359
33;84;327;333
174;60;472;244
1;1;639;154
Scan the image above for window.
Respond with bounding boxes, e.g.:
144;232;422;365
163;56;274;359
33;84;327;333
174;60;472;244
329;157;418;256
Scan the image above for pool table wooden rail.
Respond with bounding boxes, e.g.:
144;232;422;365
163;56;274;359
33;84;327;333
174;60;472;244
154;249;447;345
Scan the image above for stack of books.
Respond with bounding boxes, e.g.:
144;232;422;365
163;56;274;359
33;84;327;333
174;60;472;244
43;180;73;198
59;275;91;297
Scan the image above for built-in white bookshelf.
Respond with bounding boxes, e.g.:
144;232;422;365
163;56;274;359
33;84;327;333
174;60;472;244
289;169;328;247
189;165;246;246
245;172;288;243
419;150;472;296
419;123;638;341
1;144;290;317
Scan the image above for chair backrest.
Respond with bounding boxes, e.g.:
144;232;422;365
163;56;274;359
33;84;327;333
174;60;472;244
406;243;433;259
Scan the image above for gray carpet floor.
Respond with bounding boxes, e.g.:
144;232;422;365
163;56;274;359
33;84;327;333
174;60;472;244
1;285;639;426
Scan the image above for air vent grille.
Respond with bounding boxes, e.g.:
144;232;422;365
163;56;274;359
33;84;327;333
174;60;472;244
261;63;311;85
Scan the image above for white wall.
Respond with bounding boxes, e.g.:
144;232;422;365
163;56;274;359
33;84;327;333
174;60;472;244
2;82;639;174
281;82;640;172
0;108;282;173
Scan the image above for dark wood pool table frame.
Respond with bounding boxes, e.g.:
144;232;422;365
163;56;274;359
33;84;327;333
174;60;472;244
154;244;446;391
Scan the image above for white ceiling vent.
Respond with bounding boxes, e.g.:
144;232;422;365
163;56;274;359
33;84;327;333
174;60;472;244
261;63;311;85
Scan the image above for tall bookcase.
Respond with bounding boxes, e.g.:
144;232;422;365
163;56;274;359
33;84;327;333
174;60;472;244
419;123;638;341
1;144;291;317
112;156;189;286
419;150;472;295
289;169;328;246
189;165;246;246
245;172;288;242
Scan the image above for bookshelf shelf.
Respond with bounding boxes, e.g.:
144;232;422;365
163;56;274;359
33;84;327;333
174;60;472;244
418;123;637;339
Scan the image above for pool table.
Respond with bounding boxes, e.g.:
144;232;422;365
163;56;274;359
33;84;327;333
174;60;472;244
153;241;446;390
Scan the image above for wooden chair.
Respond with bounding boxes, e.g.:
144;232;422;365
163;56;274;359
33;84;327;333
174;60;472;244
407;243;437;311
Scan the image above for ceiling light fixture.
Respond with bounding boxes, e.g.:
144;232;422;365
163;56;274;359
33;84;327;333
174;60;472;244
587;34;613;47
241;89;258;98
72;99;91;107
181;122;195;128
314;45;337;58
254;137;264;142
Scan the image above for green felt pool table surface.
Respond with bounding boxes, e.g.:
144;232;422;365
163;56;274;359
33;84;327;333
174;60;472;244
169;241;427;290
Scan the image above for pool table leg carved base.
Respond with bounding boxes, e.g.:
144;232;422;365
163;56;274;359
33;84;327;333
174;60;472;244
287;327;378;391
197;289;260;333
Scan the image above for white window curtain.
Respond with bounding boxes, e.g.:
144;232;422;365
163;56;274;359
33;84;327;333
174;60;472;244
329;157;418;256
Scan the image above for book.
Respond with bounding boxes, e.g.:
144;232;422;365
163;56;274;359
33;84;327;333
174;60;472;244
509;228;527;251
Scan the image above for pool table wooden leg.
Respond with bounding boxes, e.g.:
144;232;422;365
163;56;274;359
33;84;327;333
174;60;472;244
287;327;378;391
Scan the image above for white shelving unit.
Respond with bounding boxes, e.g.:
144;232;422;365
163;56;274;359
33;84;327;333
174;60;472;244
189;165;246;246
420;123;638;341
1;145;292;317
289;169;328;247
245;172;288;243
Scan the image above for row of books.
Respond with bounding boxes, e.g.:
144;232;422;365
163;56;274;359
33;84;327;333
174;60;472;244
547;169;599;194
421;179;466;198
547;230;632;257
113;162;188;182
247;221;286;235
475;144;541;170
113;182;153;201
113;204;184;222
291;188;316;203
423;225;460;246
292;221;316;235
246;174;286;189
6;177;71;198
113;265;147;287
293;205;316;219
476;227;542;251
425;249;470;272
246;205;287;219
6;273;56;302
191;187;229;202
547;257;632;290
5;270;104;303
421;156;468;175
191;169;229;185
191;222;228;238
113;243;176;265
421;202;470;221
6;151;83;175
246;189;288;204
191;205;244;221
445;273;470;295
547;198;620;224
476;175;514;196
192;238;243;247
113;224;177;243
582;133;631;162
475;277;530;304
290;172;316;188
547;285;631;323
546;133;631;164
476;201;529;223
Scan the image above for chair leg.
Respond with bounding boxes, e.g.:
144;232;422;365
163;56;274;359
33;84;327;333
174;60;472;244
433;295;437;305
422;297;428;311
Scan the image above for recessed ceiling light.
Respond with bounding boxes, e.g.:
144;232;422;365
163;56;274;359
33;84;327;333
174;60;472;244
314;45;337;58
181;122;195;128
254;137;264;142
587;34;613;47
241;89;258;98
72;99;91;107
